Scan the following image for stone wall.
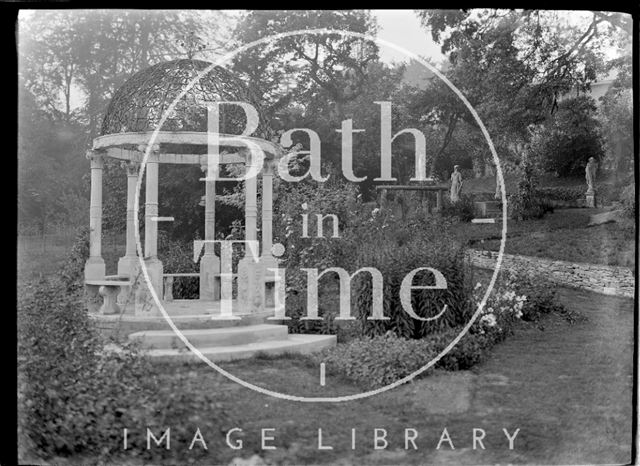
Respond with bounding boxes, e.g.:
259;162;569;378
466;249;635;298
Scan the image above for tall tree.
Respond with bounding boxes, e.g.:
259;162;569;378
413;9;631;176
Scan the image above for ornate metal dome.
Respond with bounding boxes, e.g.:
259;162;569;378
100;59;267;137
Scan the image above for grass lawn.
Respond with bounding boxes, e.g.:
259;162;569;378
452;208;635;268
17;234;124;285
42;285;633;466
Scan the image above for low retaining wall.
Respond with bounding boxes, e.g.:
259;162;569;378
466;249;635;298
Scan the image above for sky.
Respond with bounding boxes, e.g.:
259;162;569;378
373;10;445;64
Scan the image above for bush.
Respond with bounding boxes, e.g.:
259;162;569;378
59;226;90;292
343;210;472;339
18;279;228;462
314;267;571;389
282;205;473;341
313;334;437;389
441;194;475;222
529;96;605;177
158;232;199;299
508;156;553;220
508;190;554;220
313;329;496;389
485;269;580;324
19;279;149;457
537;183;620;207
620;184;636;218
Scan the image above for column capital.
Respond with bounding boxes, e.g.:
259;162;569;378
263;159;277;176
137;143;160;153
86;151;104;168
121;160;141;176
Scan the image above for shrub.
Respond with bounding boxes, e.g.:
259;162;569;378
473;269;579;325
281;205;473;341
441;194;475;222
18;279;227;462
341;210;472;339
59;226;90;293
313;334;438;389
158;232;199;299
19;279;148;457
314;267;571;389
313;328;497;389
508;156;553;220
620;184;636;218
529;96;605;177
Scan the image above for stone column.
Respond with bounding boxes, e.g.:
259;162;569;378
199;164;220;300
117;161;140;277
135;145;163;315
261;160;274;259
245;159;258;243
144;158;159;259
84;151;106;280
237;153;264;313
260;160;280;310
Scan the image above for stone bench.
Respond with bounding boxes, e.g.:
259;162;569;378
85;279;131;315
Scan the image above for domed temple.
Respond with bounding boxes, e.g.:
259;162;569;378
84;59;335;360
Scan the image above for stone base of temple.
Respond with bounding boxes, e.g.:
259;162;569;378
90;301;336;361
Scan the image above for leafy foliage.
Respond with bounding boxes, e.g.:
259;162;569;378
314;265;570;389
529;96;605;177
348;213;471;339
18;278;228;462
620;185;636;219
508;154;554;220
441;194;476;222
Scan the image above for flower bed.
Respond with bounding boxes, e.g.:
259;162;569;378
313;270;571;389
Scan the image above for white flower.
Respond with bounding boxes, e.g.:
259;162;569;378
372;207;380;217
481;313;497;327
301;202;308;210
475;282;482;290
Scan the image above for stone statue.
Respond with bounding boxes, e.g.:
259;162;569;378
585;157;597;194
450;165;463;202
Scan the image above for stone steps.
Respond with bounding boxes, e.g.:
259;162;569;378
142;333;337;362
128;324;336;362
129;324;289;349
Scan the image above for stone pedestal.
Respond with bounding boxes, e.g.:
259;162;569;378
117;256;137;278
200;253;221;300
237;256;264;314
84;256;106;280
586;191;596;208
259;255;282;311
134;258;164;315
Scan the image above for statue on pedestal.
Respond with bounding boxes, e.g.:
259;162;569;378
585;157;598;207
450;165;463;202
